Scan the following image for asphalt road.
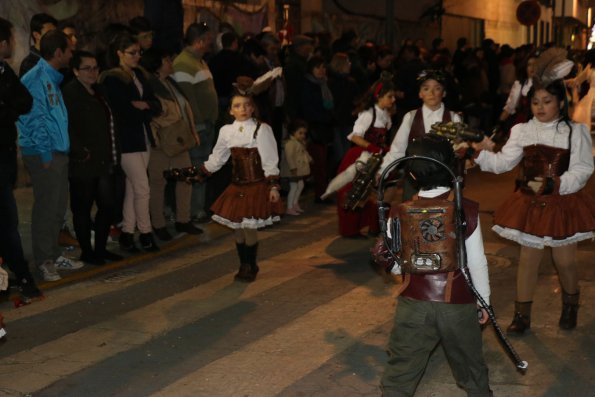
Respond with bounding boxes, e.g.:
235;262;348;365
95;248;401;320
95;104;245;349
0;166;594;397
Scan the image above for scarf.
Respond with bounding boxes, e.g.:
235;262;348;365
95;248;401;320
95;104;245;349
305;74;334;110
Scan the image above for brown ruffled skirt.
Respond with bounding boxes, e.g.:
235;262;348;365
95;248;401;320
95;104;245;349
493;190;595;247
210;181;284;229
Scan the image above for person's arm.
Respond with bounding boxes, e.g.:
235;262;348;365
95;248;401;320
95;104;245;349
501;80;521;120
22;78;53;164
0;65;32;122
473;123;524;174
257;123;281;202
559;123;594;195
202;125;231;174
379;111;413;174
63;88;89;162
256;123;280;177
284;140;299;172
465;216;490;306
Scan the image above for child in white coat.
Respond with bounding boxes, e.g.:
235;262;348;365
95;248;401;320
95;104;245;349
280;119;313;215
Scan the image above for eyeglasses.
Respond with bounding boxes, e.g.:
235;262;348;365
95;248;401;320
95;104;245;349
124;50;141;56
79;66;99;72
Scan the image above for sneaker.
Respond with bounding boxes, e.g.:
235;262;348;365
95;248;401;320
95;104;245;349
109;225;122;243
39;260;61;282
54;256;84;270
17;275;43;300
175;222;203;235
58;227;80;247
139;232;159;252
154;227;173;241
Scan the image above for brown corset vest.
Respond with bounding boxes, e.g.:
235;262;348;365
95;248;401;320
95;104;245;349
231;147;265;184
517;144;570;194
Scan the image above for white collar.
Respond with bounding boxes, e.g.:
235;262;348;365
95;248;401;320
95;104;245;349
418;186;450;198
422;103;444;116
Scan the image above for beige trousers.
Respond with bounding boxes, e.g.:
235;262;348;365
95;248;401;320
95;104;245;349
148;148;192;228
121;150;151;234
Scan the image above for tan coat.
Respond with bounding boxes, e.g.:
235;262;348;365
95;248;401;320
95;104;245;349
280;136;312;178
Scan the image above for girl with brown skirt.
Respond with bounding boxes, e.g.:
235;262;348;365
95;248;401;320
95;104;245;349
471;69;595;334
197;94;283;282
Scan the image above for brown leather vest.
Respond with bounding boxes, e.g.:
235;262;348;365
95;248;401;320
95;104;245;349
393;196;480;304
409;107;452;143
231;147;265;184
517;144;570;194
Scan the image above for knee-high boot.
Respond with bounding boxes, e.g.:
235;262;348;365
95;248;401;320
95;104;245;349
559;290;579;330
243;243;259;282
507;301;532;335
234;243;251;281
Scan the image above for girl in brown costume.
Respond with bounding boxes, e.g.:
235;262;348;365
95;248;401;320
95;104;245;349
471;49;595;334
198;94;283;281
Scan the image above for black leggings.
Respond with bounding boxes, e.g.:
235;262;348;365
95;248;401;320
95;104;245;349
69;174;116;255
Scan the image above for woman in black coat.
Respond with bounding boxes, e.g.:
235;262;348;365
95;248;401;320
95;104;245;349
63;51;123;265
99;33;162;252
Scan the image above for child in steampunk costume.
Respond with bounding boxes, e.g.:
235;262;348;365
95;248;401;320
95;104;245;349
471;48;595;333
377;137;492;397
197;93;284;282
379;70;462;201
335;73;396;238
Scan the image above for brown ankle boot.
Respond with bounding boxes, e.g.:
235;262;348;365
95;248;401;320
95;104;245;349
507;301;532;335
559;291;579;330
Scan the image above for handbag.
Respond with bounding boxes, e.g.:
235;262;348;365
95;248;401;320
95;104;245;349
154;82;199;157
156;118;197;157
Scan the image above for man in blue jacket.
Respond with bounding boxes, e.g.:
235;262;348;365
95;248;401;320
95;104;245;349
18;29;83;282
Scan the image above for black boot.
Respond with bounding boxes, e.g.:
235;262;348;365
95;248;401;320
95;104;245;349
559;291;579;330
234;243;251;281
243;243;259;282
507;301;532;335
139;232;159;252
119;232;140;253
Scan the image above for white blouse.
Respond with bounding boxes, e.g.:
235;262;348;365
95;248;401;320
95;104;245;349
203;118;280;177
346;104;392;142
502;78;533;115
380;104;461;173
475;118;594;195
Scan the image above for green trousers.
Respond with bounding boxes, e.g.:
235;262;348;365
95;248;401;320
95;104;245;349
381;297;490;397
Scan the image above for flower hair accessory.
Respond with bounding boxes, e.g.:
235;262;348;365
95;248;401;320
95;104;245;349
532;47;574;89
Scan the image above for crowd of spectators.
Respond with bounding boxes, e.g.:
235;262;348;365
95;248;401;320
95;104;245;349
0;10;593;301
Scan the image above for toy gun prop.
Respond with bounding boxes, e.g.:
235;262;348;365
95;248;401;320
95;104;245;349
163;166;201;182
344;152;383;211
376;156;528;372
429;121;485;143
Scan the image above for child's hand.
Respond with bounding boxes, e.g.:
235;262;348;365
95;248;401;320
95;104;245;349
471;136;495;152
478;308;489;325
527;177;544;194
131;101;150;110
270;188;280;203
